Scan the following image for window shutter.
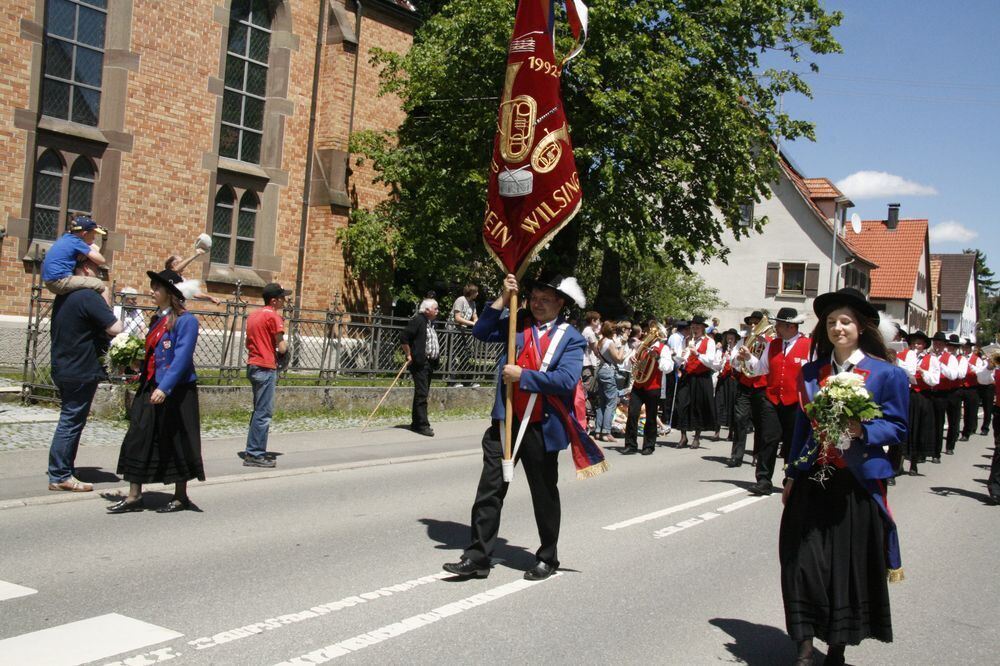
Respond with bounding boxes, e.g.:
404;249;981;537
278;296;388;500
805;263;820;297
765;262;780;296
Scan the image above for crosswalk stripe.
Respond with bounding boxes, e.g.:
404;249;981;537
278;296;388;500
0;581;37;602
0;613;182;666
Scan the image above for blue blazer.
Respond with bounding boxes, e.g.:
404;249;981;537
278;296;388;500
146;312;199;396
472;306;585;452
787;353;910;481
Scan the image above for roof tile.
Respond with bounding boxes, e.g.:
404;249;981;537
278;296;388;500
847;219;929;300
930;253;976;312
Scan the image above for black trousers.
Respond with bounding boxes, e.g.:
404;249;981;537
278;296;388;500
959;386;979;438
463;422;561;567
625;387;660;452
756;400;798;485
409;359;437;430
978;386;994;434
929;390;961;456
989;412;1000;499
659;371;679;427
731;383;764;465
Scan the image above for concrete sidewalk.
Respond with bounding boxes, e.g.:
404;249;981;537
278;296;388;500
0;418;490;509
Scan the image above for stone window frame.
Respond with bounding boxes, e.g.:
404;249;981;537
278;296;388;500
40;0;108;127
219;0;273;165
210;185;258;269
29;146;100;242
201;0;296;288
9;0;137;265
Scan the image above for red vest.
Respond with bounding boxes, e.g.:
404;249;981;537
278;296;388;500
684;337;712;375
634;340;665;391
964;353;981;388
765;336;810;406
935;351;960;391
913;352;934;392
994;369;1000;407
512;325;554;422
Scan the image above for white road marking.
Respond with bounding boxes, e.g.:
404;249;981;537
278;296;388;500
602;488;744;530
186;572;450;651
0;613;182;666
104;646;182;666
273;573;561;665
653;495;769;539
0;580;37;602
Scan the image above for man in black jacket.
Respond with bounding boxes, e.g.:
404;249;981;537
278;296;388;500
401;299;441;436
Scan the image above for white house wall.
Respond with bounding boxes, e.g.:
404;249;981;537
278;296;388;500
700;175;850;331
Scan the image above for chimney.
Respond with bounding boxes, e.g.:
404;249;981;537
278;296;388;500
887;203;900;230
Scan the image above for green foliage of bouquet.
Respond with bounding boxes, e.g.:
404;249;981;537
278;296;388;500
105;332;144;373
804;372;883;453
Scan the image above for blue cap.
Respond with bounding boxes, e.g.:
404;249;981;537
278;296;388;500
69;215;107;235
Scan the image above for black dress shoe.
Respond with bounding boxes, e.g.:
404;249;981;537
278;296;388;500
621;446;638;455
726;459;739;468
442;559;489;579
640;447;654;456
932;457;941;464
945;449;955;455
980;429;989;436
414;427;435;437
959;435;970;442
908;467;919;476
156;498;191;513
524;561;557;581
887;477;896;486
748;482;773;496
107;498;144;513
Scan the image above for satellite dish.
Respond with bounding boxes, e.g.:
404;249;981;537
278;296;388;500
850;213;862;234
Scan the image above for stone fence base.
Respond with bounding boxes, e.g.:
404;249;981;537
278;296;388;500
87;384;496;420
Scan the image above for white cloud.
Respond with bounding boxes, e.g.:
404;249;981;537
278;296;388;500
835;171;938;200
930;220;978;244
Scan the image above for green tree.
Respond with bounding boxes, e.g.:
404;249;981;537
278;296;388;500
344;0;842;310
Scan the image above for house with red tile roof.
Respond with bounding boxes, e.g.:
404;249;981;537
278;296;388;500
699;152;876;330
931;252;979;341
846;206;933;332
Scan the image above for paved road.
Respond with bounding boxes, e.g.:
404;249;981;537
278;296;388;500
0;423;997;665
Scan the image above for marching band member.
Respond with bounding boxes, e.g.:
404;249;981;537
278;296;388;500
675;315;719;449
897;330;939;476
975;342;995;436
622;319;674;455
928;332;962;462
975;360;1000;504
714;329;740;442
958;339;986;440
738;307;811;496
660;319;688;431
729;311;769;468
781;288;908;665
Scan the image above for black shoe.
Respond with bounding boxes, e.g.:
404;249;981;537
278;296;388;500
640;447;654;456
748;481;773;496
932;457;941;464
945;449;955;455
156;498;191;513
959;435;970;442
524;561;557;581
621;446;639;455
980;429;989;436
107;498;144;514
244;456;276;468
990;494;1000;505
887;477;896;486
726;459;740;468
908;466;919;476
442;559;489;579
414;427;435;437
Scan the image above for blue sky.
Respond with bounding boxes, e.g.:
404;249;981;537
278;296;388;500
767;0;1000;276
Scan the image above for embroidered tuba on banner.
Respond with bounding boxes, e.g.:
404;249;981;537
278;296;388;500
483;0;588;278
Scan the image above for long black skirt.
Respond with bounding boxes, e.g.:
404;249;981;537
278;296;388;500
117;381;206;484
780;468;892;646
676;372;718;431
906;389;934;462
715;374;737;429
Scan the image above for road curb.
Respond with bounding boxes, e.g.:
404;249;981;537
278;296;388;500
0;447;481;511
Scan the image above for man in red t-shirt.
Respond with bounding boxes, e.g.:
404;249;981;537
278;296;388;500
243;283;290;467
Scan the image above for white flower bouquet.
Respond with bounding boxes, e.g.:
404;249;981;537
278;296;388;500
105;332;144;373
796;371;883;483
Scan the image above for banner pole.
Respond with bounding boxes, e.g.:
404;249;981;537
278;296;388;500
503;290;518;463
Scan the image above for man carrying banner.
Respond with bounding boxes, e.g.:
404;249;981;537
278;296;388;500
443;271;597;581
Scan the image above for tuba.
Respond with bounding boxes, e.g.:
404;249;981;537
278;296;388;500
736;315;775;373
631;328;664;385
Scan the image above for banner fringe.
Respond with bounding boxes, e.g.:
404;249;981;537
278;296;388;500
576;459;609;479
887;568;905;583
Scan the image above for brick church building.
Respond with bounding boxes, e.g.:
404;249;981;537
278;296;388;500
0;0;418;316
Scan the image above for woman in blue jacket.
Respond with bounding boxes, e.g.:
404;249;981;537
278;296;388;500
780;288;909;666
109;269;204;513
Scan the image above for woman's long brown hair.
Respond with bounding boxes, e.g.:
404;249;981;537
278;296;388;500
810;304;890;362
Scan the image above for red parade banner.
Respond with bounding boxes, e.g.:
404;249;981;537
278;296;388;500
483;0;586;278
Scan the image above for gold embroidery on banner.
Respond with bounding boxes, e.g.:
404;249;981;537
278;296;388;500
484;209;512;248
530;123;571;174
519;172;581;232
499;62;537;163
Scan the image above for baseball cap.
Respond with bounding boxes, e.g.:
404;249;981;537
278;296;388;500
69;215;107;235
262;283;292;302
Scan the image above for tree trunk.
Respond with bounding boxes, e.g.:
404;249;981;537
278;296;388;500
594;249;628;319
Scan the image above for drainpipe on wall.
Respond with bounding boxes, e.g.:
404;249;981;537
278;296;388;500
293;0;328;311
347;2;363;149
